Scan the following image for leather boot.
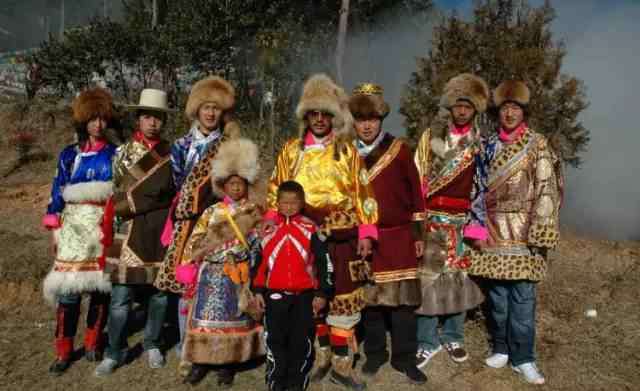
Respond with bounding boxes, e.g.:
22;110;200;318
311;345;332;383
329;354;367;391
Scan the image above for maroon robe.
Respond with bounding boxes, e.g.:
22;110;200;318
363;133;424;306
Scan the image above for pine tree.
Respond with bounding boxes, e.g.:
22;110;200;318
401;0;589;166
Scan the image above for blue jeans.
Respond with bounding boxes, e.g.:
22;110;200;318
486;280;537;366
416;312;465;351
105;284;168;363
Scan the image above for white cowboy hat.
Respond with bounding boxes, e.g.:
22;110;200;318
127;88;173;112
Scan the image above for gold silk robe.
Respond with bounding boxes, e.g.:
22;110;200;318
267;138;378;231
469;128;562;282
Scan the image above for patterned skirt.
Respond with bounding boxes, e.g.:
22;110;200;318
182;261;265;364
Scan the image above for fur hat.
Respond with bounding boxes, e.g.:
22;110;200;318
348;82;390;119
440;73;490;113
211;138;260;198
186;76;236;121
493;80;530;108
72;88;114;124
295;73;353;138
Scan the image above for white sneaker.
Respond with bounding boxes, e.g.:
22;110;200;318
485;352;509;368
147;348;166;369
94;358;119;376
416;345;442;369
512;362;545;385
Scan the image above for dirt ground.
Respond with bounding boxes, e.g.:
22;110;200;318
0;107;638;391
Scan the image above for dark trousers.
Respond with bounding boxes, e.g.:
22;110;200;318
486;280;537;366
363;305;417;369
55;292;110;359
265;290;315;391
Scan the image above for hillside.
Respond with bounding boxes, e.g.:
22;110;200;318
0;101;638;391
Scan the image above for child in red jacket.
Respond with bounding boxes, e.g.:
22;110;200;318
253;180;334;391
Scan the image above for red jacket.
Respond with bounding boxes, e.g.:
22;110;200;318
253;214;333;296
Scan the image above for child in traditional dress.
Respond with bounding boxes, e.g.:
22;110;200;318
179;138;265;387
253;180;334;391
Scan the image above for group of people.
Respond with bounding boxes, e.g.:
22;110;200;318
41;71;562;391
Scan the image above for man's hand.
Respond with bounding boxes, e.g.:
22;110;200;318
312;296;327;317
254;293;266;313
473;239;488;249
415;241;425;258
357;238;372;257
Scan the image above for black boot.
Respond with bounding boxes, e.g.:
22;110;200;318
217;367;235;388
329;354;367;391
183;364;208;385
49;359;71;376
390;362;427;384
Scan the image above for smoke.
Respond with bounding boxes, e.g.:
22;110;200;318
551;0;640;240
341;0;640;240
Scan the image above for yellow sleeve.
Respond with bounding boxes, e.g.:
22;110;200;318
350;145;378;225
266;139;297;212
413;129;431;181
111;144;127;189
527;135;561;249
182;206;214;263
413;129;431;221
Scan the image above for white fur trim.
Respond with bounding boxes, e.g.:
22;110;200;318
62;181;114;204
211;138;260;197
430;138;447;159
43;269;111;305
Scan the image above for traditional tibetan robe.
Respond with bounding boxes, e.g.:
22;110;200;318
468;127;562;281
181;200;265;364
413;126;486;315
105;134;175;284
154;128;236;294
42;142;117;304
358;133;423;307
267;134;378;316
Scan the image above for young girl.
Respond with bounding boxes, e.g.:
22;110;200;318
42;88;118;375
179;138;265;387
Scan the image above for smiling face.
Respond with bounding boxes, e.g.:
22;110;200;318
137;110;164;139
305;110;333;138
451;100;476;127
222;175;248;202
354;116;382;145
499;102;525;130
198;102;223;134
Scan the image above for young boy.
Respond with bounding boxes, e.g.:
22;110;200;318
253;181;334;391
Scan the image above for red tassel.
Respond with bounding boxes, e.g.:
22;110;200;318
99;196;115;269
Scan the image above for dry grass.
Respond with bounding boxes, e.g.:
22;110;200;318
0;100;638;391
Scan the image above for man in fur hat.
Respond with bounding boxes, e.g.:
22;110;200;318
413;74;489;370
153;76;241;375
348;83;426;384
267;73;378;391
95;89;176;376
469;80;562;385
